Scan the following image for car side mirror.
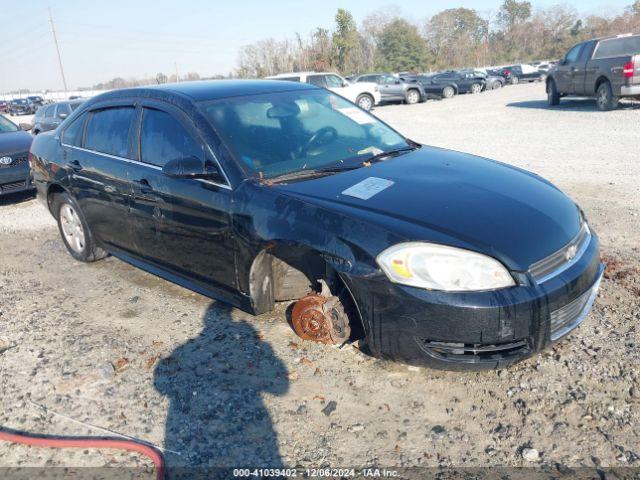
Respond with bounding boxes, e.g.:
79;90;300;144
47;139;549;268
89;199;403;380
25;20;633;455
162;156;222;180
342;80;350;87
395;79;401;84
559;59;568;66
19;123;32;131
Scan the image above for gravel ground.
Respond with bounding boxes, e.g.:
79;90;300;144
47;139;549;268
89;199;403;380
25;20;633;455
0;83;638;475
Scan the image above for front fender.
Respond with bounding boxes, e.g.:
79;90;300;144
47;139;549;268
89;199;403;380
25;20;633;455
232;181;387;302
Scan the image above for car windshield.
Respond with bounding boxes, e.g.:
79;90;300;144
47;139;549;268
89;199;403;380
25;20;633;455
0;116;19;133
13;99;27;104
199;89;408;179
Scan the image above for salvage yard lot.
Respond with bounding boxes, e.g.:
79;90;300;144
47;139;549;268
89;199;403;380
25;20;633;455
1;82;638;472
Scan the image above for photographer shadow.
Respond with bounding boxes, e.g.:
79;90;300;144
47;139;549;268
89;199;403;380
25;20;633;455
154;303;289;479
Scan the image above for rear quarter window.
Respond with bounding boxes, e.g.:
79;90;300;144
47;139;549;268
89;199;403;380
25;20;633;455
593;36;640;59
84;107;135;158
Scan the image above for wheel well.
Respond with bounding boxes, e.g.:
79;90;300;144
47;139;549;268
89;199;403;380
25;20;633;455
594;76;610;92
46;184;67;216
249;245;365;338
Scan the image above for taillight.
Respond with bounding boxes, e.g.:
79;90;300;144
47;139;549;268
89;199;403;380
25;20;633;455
623;61;634;78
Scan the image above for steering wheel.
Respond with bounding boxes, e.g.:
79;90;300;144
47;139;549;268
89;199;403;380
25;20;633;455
300;127;338;156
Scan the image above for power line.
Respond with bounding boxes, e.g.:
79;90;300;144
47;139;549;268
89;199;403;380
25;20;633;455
48;7;68;92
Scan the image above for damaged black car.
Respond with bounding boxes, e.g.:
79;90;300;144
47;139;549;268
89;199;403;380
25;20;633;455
29;80;603;370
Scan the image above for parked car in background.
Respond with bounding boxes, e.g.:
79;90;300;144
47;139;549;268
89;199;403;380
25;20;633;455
31;99;84;135
424;71;486;95
0;101;8;113
0;115;33;196
501;64;543;84
30;80;603;370
546;33;640;111
8;98;34;116
27;96;45;108
351;73;426;104
461;69;505;90
401;74;458;99
266;72;380;110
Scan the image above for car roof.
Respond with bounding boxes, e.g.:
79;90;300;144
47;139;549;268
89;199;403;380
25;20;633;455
88;79;318;103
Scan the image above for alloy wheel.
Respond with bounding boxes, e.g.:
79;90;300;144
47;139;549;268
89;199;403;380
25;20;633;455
358;96;372;111
406;90;420;104
60;204;86;253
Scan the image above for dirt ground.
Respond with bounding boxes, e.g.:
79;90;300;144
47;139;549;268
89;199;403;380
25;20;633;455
1;82;638;476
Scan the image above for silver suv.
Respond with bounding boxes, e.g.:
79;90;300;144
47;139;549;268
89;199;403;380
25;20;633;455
352;73;427;105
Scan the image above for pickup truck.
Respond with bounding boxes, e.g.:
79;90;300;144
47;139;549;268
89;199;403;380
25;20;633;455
546;33;640;110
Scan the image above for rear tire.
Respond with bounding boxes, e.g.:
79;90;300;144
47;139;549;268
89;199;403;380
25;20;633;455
596;82;619;111
356;94;374;111
53;192;107;262
547;79;560;106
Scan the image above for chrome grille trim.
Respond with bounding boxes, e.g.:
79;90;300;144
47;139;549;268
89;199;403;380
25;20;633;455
530;223;591;284
550;268;603;341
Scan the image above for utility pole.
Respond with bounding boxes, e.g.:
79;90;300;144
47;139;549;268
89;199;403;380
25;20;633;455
48;7;68;92
175;62;180;83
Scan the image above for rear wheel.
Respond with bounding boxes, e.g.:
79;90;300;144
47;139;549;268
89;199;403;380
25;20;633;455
547;79;560;106
53;192;107;262
405;89;420;104
356;93;374;111
470;83;482;94
442;86;455;98
596;82;619;111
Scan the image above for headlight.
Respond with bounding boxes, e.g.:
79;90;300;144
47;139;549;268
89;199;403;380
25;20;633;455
376;242;515;292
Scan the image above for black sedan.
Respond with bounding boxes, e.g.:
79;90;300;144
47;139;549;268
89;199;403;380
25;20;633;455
30;80;603;370
0;115;33;196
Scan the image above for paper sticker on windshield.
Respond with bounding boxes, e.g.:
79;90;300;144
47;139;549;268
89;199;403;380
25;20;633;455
342;177;394;200
338;107;375;125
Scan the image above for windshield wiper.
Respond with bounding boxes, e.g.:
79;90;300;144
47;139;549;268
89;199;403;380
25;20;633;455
266;163;362;184
364;143;420;164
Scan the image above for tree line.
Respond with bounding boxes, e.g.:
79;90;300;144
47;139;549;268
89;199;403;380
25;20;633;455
236;0;640;77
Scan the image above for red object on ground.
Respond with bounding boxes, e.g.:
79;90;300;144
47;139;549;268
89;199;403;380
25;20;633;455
0;429;165;480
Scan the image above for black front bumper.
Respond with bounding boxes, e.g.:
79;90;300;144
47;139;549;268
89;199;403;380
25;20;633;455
346;233;603;370
0;159;33;195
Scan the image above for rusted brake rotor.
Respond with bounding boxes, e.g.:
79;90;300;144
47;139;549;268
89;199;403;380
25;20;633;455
290;293;350;345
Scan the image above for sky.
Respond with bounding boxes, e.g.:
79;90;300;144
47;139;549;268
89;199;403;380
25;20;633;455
0;0;631;93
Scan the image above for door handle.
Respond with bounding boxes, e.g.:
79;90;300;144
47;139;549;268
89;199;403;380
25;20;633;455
134;178;153;194
68;159;82;172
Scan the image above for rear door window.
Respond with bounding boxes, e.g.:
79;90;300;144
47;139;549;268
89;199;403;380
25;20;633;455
84;107;135;158
139;108;203;168
44;105;55;118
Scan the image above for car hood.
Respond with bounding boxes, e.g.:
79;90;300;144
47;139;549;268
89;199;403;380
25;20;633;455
274;146;582;271
0;130;32;155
